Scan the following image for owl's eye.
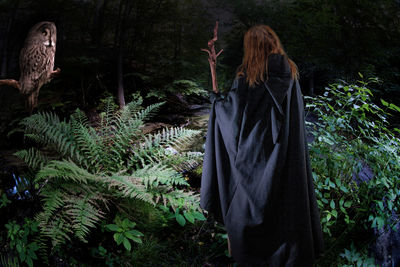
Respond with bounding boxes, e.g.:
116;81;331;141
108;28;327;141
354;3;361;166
42;31;47;36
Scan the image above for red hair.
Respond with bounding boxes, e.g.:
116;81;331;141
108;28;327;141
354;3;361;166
237;25;298;87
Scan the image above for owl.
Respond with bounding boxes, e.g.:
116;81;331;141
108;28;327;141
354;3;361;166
19;21;59;112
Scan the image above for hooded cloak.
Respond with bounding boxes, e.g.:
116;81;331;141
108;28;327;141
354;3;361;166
200;54;324;266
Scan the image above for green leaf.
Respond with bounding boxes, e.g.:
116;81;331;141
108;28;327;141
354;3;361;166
130;236;143;244
114;233;124;245
381;99;389;107
389;103;400;112
192;211;206;221
123;238;131;251
128;230;144;237
330;200;335;209
106;224;119;232
26;257;33;267
331;209;338;218
184;212;195;224
176;214;186;226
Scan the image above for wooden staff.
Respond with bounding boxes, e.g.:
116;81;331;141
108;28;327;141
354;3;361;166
201;21;223;93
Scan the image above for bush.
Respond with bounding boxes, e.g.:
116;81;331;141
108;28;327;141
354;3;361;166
306;77;400;265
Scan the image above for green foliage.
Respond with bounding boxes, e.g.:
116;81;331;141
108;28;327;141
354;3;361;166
0;255;19;267
0;193;11;208
106;214;144;251
306;78;400;263
339;243;376;267
14;97;204;250
146;79;208;100
5;219;40;267
164;207;206;227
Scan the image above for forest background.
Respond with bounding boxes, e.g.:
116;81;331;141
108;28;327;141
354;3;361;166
0;0;400;266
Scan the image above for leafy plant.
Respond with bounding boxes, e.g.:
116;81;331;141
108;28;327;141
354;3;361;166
339;243;376;267
5;219;40;267
0;193;11;208
306;77;400;264
106;214;144;251
163;207;206;227
14;97;205;248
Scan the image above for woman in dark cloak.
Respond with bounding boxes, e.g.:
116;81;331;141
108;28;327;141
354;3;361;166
200;25;324;266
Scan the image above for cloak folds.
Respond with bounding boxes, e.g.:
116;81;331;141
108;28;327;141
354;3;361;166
200;54;324;266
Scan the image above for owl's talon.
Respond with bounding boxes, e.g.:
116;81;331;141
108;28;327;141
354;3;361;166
50;68;61;78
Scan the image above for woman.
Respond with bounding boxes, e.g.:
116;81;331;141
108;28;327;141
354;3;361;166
200;25;324;266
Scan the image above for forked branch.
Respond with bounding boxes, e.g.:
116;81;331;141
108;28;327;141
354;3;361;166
201;21;223;93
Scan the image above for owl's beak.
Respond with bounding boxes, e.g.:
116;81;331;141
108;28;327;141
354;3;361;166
43;40;55;47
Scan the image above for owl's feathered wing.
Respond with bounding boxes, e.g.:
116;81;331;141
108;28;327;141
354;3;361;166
19;43;55;95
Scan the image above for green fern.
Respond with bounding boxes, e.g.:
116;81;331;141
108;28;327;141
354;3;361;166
15;98;203;250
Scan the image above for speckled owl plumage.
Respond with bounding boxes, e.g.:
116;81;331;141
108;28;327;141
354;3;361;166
19;21;57;112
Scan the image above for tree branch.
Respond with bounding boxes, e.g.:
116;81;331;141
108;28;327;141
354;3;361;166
0;79;21;91
201;21;223;93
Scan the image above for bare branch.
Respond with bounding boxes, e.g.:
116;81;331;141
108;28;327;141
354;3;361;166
0;79;21;90
201;48;211;57
50;68;61;79
201;21;223;93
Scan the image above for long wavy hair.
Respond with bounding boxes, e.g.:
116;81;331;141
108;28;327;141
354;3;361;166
237;25;299;87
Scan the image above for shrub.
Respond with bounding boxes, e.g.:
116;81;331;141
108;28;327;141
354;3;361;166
306;77;400;264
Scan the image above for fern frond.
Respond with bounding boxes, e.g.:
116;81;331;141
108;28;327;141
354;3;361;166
159;189;201;212
133;164;189;188
131;127;201;167
64;193;105;242
36;160;99;184
33;232;50;265
40;188;65;223
71;123;103;171
14;148;48;170
35;212;73;247
118;98;144;122
0;254;19;267
70;109;89;128
106;174;155;205
20;112;82;162
134;102;165;122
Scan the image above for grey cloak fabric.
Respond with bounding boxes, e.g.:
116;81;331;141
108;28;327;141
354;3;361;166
200;54;324;266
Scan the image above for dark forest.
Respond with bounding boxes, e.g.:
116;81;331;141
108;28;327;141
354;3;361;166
1;0;400;266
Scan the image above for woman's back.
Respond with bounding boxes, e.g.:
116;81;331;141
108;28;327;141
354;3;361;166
201;41;324;265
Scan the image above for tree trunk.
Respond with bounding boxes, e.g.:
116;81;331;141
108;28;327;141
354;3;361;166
117;45;125;108
0;0;20;78
115;0;133;109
